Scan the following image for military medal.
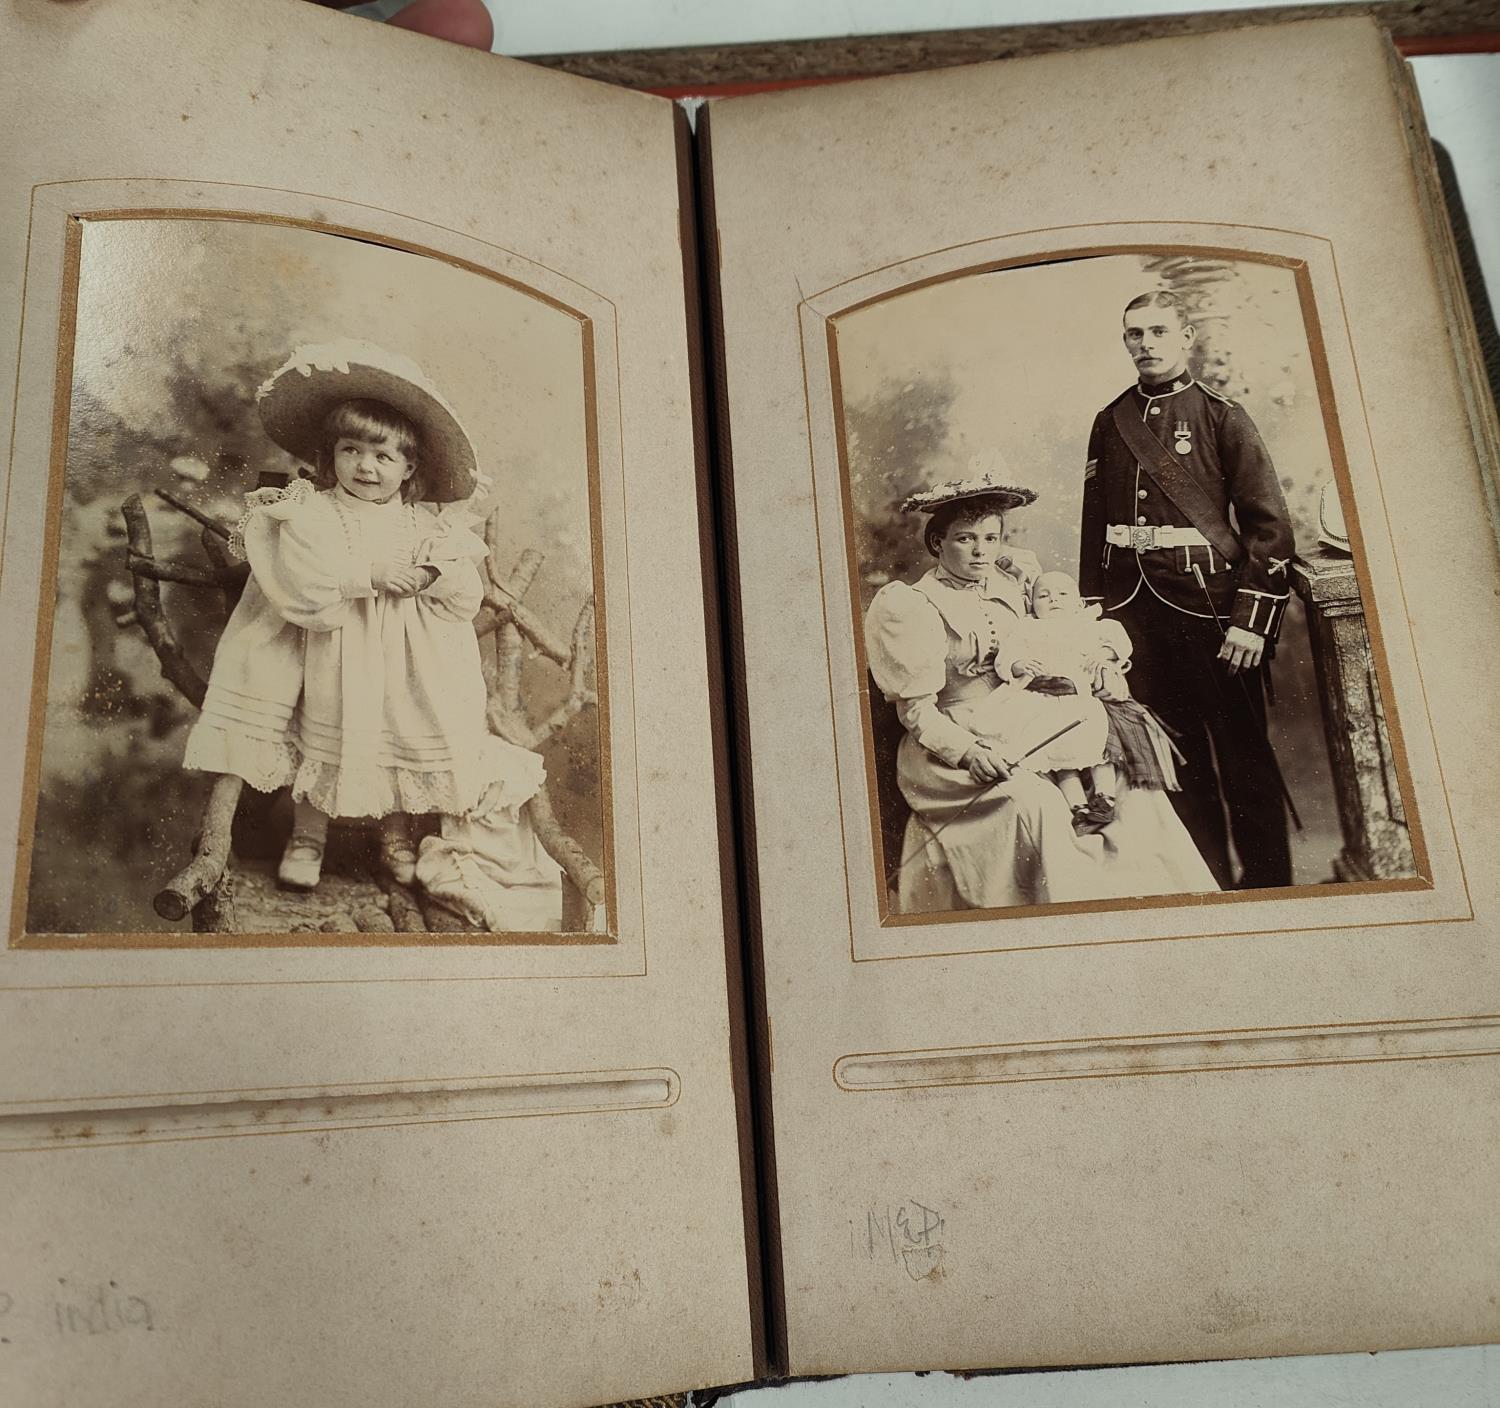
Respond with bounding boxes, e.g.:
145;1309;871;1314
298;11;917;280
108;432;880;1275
1174;419;1192;455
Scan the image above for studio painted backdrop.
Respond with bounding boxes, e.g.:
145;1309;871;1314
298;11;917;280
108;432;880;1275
838;252;1345;887
29;216;601;932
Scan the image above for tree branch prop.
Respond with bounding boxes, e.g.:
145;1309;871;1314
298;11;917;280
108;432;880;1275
155;487;231;539
154;771;243;921
485;653;533;746
200;526;250;615
124;549;227;589
526;600;598;749
477;514;503;699
191;868;237;934
376;873;429;934
121;494;207;707
473;543;571;665
484;543;545;747
477;594;572;664
496;544;542;720
475;539;605;913
526;787;606;907
472;598;572;664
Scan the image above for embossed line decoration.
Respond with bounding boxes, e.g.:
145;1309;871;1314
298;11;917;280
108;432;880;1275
833;1016;1500;1090
0;1068;680;1152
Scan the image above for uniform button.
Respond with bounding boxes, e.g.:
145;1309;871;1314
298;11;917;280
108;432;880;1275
1137;516;1147;526
1137;488;1148;500
1149;406;1161;416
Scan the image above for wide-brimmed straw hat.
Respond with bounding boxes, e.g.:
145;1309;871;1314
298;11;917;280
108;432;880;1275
900;456;1037;515
256;340;478;502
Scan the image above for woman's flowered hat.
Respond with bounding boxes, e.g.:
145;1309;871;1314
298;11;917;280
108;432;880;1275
256;339;478;503
900;455;1037;515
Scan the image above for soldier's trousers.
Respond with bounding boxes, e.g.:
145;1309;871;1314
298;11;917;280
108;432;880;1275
1115;591;1293;890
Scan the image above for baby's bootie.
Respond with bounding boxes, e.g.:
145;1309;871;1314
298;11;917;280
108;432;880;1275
1071;794;1117;836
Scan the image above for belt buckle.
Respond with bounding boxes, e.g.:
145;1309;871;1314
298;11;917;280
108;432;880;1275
1131;525;1155;552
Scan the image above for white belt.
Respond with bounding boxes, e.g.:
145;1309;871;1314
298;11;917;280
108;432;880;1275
1105;524;1210;551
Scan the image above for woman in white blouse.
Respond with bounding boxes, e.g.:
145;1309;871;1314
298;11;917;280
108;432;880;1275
864;470;1215;915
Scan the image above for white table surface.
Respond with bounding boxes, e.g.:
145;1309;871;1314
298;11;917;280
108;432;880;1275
720;1345;1500;1406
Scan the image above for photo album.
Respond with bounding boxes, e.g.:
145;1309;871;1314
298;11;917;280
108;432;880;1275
2;2;1497;1405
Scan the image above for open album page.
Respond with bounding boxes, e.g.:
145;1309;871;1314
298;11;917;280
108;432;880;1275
0;2;758;1405
703;16;1500;1376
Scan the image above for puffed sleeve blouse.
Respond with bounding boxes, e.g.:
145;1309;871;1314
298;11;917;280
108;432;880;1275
865;573;1019;768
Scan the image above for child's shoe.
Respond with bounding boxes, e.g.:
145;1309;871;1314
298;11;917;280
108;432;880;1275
277;832;325;890
379;816;418;886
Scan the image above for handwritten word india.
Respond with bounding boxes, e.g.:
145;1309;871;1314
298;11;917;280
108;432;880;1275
0;1281;156;1344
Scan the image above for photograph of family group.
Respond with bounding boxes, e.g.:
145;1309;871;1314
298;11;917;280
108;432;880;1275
840;251;1421;919
16;215;608;943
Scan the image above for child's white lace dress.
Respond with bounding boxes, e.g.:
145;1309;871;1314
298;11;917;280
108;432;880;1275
185;478;563;929
185;477;547;824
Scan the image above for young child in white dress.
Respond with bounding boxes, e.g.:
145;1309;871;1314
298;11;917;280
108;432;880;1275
183;343;558;923
998;571;1125;827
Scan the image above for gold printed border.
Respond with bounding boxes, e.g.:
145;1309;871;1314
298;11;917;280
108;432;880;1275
796;231;1450;959
5;206;621;952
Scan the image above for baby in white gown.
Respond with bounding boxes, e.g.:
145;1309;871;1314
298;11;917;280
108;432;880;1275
997;571;1128;826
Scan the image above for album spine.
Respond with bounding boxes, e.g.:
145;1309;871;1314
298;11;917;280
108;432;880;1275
674;101;784;1381
684;100;789;1379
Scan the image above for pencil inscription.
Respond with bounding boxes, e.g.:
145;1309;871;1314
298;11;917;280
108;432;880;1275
849;1199;946;1281
0;1280;156;1345
52;1280;155;1338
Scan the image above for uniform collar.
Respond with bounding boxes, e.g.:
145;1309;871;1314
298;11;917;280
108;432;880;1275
1134;371;1193;400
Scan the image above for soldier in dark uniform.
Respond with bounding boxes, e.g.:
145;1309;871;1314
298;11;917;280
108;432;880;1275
1079;290;1295;889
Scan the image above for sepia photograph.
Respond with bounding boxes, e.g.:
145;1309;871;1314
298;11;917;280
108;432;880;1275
838;251;1422;921
14;214;610;945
